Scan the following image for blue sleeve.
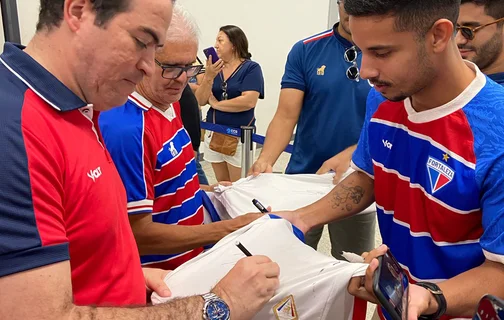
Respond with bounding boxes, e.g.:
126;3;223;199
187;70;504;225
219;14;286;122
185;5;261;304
0;86;70;277
351;88;385;177
280;41;306;92
99;104;154;215
478;159;504;263
269;214;305;243
240;62;265;99
466;97;504;264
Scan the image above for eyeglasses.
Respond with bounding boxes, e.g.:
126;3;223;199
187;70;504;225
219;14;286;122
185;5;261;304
344;46;360;82
155;60;204;79
456;17;504;40
221;81;228;100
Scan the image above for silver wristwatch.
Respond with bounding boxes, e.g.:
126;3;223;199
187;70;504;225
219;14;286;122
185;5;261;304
202;292;230;320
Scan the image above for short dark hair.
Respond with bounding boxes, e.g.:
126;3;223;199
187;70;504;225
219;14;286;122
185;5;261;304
219;25;252;60
461;0;504;19
36;0;133;31
344;0;461;37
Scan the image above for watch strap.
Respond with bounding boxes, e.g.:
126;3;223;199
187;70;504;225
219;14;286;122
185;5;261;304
202;292;218;302
201;292;230;320
416;282;447;320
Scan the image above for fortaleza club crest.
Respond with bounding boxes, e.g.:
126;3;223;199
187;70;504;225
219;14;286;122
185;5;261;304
273;295;299;320
426;156;455;194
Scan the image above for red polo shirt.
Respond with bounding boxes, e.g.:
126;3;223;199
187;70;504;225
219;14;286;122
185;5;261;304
0;43;146;306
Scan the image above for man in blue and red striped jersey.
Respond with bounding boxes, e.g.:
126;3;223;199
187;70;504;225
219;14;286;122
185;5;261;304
99;6;262;271
277;0;504;319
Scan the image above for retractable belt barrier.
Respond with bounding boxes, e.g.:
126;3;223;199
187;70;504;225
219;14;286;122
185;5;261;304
200;121;294;177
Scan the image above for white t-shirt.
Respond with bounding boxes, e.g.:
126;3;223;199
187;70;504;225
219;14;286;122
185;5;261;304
152;216;368;320
210;172;376;220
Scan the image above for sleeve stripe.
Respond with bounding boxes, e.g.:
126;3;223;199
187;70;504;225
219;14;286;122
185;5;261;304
280;82;305;91
128;208;153;214
483;249;504;264
350;161;375;179
128;200;153;214
128;199;154;208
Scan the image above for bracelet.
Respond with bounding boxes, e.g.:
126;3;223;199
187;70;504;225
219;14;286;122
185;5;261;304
416;282;447;320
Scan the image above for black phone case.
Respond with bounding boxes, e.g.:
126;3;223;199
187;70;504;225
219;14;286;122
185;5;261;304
372;254;403;320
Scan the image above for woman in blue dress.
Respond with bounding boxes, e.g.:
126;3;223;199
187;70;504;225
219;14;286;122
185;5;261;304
196;25;265;182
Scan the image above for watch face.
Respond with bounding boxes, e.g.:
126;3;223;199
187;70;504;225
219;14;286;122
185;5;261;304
206;300;230;320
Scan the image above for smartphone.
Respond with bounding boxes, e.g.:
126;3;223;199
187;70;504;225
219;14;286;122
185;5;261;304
373;249;409;320
203;47;220;64
473;295;504;320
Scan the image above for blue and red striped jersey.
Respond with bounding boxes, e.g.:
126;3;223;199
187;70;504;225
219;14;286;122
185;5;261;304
100;92;204;270
353;63;504;317
0;43;145;306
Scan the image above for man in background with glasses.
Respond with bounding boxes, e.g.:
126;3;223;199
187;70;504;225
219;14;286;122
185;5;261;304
99;6;263;271
457;0;504;85
250;0;376;261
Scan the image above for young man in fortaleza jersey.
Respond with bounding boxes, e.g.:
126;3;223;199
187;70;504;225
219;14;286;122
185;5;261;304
277;0;504;319
99;5;262;271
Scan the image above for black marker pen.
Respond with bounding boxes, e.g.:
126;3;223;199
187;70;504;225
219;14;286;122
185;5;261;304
252;199;269;213
235;241;252;257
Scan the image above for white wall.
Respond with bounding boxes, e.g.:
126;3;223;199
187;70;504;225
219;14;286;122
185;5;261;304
179;0;331;134
0;0;39;52
1;0;333;135
0;6;5;47
328;0;340;27
17;0;40;44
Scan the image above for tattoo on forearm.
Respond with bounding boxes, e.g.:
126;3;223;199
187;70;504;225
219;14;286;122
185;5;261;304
331;182;365;212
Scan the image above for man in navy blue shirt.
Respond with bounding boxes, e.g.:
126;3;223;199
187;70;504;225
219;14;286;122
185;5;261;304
457;0;504;85
251;0;375;259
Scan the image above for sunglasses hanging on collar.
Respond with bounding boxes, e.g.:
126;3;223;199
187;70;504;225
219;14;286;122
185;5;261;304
220;61;246;100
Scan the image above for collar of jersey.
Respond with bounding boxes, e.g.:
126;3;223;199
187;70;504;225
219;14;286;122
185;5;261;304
0;42;87;112
129;91;153;111
129;91;178;121
332;23;354;49
404;60;486;123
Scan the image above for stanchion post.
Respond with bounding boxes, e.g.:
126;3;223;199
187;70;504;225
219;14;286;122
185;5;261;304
2;0;22;43
240;126;255;178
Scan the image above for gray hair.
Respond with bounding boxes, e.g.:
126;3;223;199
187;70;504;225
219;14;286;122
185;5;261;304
165;4;200;45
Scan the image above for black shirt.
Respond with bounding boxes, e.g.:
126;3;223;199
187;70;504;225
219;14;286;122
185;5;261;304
179;85;201;151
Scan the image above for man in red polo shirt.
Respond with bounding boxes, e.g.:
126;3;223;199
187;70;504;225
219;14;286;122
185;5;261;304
0;0;279;319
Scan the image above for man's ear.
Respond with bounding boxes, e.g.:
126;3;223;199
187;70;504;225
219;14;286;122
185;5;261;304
428;19;455;54
63;0;91;32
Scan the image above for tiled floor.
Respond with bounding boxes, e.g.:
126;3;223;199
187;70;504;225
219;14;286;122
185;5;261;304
201;148;382;319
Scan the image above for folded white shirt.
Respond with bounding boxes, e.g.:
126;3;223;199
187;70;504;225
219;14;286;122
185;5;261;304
211;171;376;220
152;216;368;320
